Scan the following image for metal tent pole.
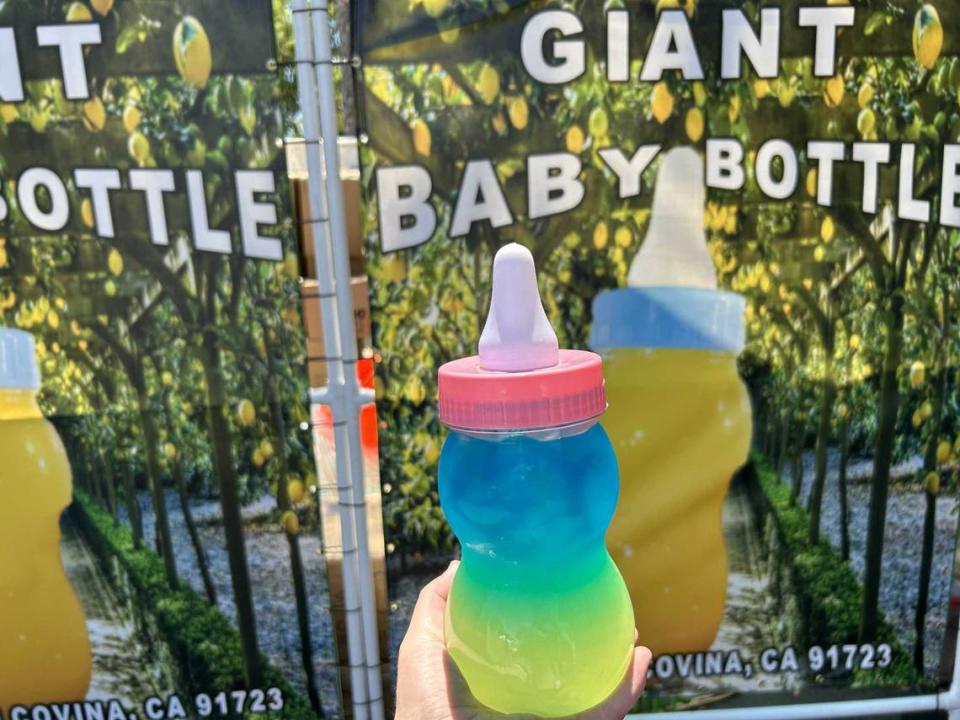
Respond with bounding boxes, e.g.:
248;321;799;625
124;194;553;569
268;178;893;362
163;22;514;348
307;6;385;715
291;3;377;719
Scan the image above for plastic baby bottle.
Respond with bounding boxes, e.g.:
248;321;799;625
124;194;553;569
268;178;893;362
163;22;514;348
0;329;91;707
438;244;635;717
589;148;752;655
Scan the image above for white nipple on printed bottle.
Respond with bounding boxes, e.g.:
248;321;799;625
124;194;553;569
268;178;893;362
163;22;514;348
627;147;718;290
478;243;559;372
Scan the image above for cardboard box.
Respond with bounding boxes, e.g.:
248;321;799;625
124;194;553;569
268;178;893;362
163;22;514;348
293;173;365;279
302;276;372;388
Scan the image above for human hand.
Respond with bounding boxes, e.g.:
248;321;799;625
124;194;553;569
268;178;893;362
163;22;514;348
395;561;652;720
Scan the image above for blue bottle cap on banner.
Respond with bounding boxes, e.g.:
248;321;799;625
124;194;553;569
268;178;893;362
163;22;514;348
589;286;746;353
0;328;40;390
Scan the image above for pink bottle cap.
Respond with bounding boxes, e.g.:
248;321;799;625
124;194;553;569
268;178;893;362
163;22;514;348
438;244;606;432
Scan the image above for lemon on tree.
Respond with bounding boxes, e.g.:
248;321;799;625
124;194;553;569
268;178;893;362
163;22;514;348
925;471;941;496
128;131;151;165
80;198;95;228
477;64;500;104
593;221;609;250
913;4;943;70
937;439;952;466
161;371;174;386
837;403;849;419
588;107;609;138
651;82;673;124
411;118;431;157
857;108;876;138
287;478;306;504
777;80;798;108
0;104;16;123
66;2;92;21
920;399;933;420
849;334;861;351
237;398;256;426
566;125;585;153
83;97;106;132
820;216;835;243
656;0;695;18
805;168;817;197
910;360;926;388
107;249;124;276
281;511;300;535
259;438;274;460
173;16;213;89
91;0;113;15
685;107;704;142
823;74;844;108
508;97;529;130
753;79;770;99
857;83;874;109
164;442;178;461
404;375;426;405
123;104;141;133
614;226;632;248
422;0;449;16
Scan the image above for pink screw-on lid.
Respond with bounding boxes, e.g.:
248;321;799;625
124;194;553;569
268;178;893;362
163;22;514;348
438;244;606;432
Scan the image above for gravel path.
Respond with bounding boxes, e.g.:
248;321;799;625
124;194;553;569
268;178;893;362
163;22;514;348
786;450;959;678
62;516;175;706
119;492;344;719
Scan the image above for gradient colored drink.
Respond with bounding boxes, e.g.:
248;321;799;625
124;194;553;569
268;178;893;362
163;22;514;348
591;148;751;654
439;244;634;717
0;329;91;708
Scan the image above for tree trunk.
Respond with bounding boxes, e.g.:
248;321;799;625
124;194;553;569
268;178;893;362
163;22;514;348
838;418;851;561
164;393;218;604
263;325;323;714
776;411;789;477
99;448;118;518
860;299;905;642
790;448;803;505
808;377;836;544
914;368;947;671
914;490;936;672
124;455;144;550
335;0;356;136
199;330;262;687
132;369;179;589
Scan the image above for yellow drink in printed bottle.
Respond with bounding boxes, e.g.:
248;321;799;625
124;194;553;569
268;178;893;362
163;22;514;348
0;329;91;707
590;148;752;655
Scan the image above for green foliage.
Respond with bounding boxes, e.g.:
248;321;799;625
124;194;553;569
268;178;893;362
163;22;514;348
753;455;922;688
72;492;316;720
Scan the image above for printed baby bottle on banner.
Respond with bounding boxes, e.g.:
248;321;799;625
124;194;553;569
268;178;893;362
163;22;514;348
0;329;92;707
590;148;752;655
438;244;635;717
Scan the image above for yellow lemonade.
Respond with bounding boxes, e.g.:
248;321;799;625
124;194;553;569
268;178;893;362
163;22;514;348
602;348;751;654
0;331;91;708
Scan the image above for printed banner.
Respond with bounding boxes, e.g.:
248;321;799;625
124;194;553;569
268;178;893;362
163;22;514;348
356;0;960;711
0;2;339;719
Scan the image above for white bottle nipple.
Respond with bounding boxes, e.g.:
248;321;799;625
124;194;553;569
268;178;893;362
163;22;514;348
478;243;560;372
627;147;718;290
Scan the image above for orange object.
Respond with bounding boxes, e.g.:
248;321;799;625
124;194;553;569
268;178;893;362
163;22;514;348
0;332;91;708
316;358;378;453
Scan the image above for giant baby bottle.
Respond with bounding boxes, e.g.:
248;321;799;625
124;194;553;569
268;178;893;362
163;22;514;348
439;244;635;717
589;148;752;655
0;329;91;707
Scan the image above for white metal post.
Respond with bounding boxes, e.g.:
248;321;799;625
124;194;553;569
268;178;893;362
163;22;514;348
290;3;382;719
307;4;385;718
